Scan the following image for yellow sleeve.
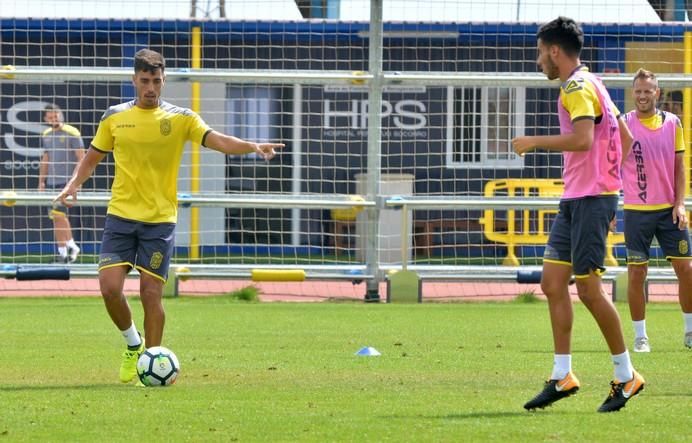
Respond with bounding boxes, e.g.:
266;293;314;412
62;124;81;137
560;80;602;122
675;121;685;153
187;112;211;144
91;115;114;152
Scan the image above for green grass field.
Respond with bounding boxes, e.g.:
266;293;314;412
0;297;689;442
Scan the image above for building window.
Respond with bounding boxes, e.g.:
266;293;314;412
446;86;525;168
227;86;280;159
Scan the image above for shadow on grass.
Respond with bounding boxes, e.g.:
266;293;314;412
432;411;537;420
649;391;692;398
382;410;566;420
524;348;692;355
522;349;635;354
0;383;139;392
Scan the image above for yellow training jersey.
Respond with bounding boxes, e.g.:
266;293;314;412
560;66;620;123
637;111;685;153
91;100;211;223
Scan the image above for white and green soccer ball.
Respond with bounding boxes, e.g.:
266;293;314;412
136;346;180;387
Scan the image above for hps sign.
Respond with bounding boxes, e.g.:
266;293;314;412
322;85;428;139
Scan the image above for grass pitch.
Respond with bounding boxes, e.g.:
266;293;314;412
0;297;689;442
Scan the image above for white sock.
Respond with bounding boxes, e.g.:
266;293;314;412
58;246;67;258
551;354;571;380
67;238;79;250
612;350;634;382
120;322;142;348
684;312;692;334
632;320;647;338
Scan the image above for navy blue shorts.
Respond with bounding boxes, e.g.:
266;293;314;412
47;183;69;218
99;214;176;282
544;195;617;277
624;208;692;263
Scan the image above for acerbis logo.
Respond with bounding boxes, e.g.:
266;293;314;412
631;141;647;202
606;124;620;179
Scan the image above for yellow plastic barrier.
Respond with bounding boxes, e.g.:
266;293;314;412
478;179;623;266
330;195;365;254
251;269;306;282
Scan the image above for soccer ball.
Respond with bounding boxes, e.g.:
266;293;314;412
136;346;180;386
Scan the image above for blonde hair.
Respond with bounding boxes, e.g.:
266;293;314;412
632;68;657;86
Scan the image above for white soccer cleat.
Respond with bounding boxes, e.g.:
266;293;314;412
685;332;692;349
633;337;650;353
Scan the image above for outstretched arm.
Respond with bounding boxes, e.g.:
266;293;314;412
512;119;594;156
203;130;284;160
54;146;106;207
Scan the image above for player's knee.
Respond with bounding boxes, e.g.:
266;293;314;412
540;279;563;297
539;280;552;295
99;280;123;300
575;291;594;307
628;265;648;283
574;279;597;305
140;277;164;304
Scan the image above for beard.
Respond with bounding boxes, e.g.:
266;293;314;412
635;101;655;114
545;68;559;80
540;59;560;80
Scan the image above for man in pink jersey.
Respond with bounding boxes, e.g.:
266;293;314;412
512;17;645;413
622;69;692;352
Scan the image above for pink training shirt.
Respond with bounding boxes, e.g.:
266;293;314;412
557;70;622;199
622;110;679;208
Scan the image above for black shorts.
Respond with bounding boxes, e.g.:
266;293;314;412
543;195;617;277
624;208;692;264
98;214;176;282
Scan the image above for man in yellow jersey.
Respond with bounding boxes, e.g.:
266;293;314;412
621;69;692;352
512;17;644;412
54;49;284;384
39;104;85;263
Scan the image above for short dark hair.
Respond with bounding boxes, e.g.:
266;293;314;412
537;17;583;57
43;103;62;114
134;49;165;74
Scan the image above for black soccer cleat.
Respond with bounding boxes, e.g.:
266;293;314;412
597;370;645;413
524;372;580;410
54;255;69;264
